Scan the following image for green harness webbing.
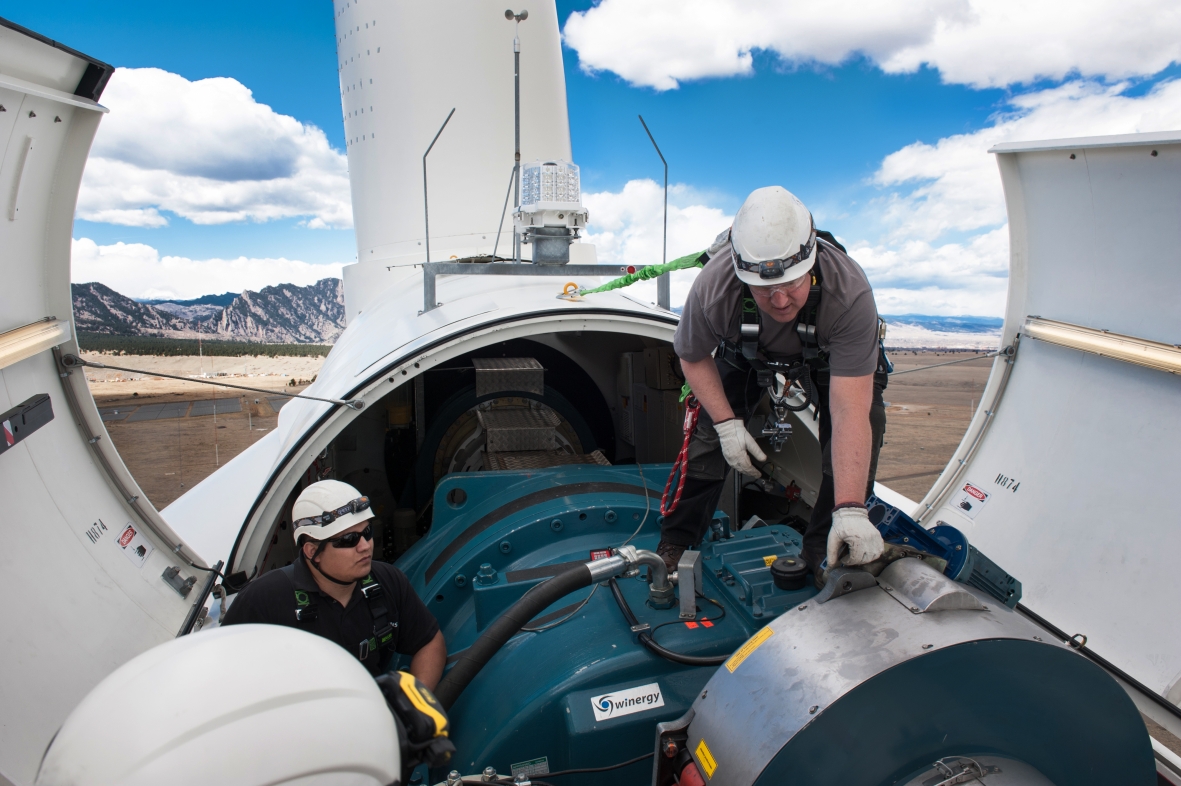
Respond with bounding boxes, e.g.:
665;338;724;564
577;250;707;296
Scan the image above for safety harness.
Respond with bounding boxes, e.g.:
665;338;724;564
285;562;398;664
661;233;892;515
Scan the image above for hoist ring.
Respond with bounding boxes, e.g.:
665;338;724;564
562;282;580;296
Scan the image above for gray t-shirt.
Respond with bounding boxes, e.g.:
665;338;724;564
674;231;880;377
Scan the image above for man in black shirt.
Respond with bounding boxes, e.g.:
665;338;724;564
223;480;446;689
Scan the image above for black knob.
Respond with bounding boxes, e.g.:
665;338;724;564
770;556;808;591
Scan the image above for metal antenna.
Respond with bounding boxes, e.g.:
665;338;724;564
422;107;456;265
638;114;670;309
491;162;518;262
506;9;528;263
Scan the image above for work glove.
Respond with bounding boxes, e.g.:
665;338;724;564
714;418;766;477
826;507;885;567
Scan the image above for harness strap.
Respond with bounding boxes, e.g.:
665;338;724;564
282;563;397;661
359;574;397;657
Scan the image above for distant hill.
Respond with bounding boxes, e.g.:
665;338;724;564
71;279;345;344
140;292;240;307
880;314;1003;333
73;282;199;336
215;279;346;344
140;292;239;323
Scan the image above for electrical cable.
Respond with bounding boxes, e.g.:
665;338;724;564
541;751;656;777
647;592;726;645
520;583;599;633
619;460;651;549
608;579;729;667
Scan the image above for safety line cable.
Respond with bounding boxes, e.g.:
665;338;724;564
578;250;707;296
61;354;364;409
888;349;1003;376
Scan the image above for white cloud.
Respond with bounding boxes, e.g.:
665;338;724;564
72;237;344;301
873;78;1181;242
849;78;1181;315
563;0;1181;91
78;68;351;228
583;179;733;305
581;77;1181;317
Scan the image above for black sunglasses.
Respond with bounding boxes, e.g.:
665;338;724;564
325;523;374;549
294;496;371;530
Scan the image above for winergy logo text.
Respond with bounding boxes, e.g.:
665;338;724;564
590;683;665;722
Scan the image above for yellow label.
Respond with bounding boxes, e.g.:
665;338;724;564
695;738;718;779
725;626;774;673
762;555;777;567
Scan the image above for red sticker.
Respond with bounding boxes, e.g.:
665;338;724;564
589;549;612;561
118;526;137;548
684;621;699;629
963;483;987;501
701;619;714;628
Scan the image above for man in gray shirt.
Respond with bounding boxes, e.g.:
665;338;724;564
659;186;888;583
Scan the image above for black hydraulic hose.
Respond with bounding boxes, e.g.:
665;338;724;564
435;563;593;710
608;579;728;667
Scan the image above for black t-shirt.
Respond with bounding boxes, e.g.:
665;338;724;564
222;557;440;675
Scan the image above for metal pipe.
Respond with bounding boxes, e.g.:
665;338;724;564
422;107;456;266
506;10;528;263
632;548;670;591
639;115;670;310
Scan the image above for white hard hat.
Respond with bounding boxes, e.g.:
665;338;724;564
730;186;817;286
292;479;374;545
36;625;400;786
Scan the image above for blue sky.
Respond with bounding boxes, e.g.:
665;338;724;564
5;0;1180;314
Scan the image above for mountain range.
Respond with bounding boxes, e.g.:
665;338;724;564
139;292;239;322
72;279;345;344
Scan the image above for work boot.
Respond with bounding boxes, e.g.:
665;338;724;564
656;540;686;574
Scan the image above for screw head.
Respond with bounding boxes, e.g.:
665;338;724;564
808;705;819;714
550;518;563;532
798;604;807;611
922;643;933;650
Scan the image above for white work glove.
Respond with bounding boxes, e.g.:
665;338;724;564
826;507;885;567
714;418;766;477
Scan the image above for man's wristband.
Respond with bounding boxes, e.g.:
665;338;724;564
832;502;867;512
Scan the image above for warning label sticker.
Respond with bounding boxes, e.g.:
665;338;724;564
725;626;774;673
695;738;718;779
951;481;991;520
761;555;777;567
590;682;665;722
114;523;154;568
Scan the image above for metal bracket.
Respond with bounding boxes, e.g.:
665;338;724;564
677;550;703;620
161;566;197;598
760;406;793;453
814;566;877;604
652;708;695;786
